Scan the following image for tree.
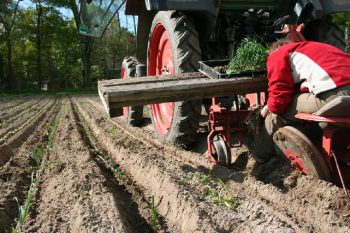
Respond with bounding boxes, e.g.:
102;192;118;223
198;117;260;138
333;13;350;52
46;0;93;87
0;0;22;90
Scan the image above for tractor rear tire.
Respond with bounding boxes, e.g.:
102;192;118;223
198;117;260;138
273;126;331;181
303;16;346;51
121;57;143;126
147;11;202;147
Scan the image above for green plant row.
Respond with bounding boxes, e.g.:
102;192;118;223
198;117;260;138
11;101;64;233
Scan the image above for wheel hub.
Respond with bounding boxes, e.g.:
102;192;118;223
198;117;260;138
148;23;175;135
121;67;129;118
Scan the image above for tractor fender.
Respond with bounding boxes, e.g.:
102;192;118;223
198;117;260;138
125;0;216;15
319;0;350;14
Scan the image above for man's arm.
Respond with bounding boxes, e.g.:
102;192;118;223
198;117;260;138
266;49;295;115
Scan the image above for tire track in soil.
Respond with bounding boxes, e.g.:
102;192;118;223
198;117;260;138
0;97;61;231
0;98;57;166
82;96;350;233
75;97;299;232
23;98;153;233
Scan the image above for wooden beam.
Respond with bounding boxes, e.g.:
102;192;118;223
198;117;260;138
98;72;267;117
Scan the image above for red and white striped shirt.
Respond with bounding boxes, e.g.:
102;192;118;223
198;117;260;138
266;41;350;114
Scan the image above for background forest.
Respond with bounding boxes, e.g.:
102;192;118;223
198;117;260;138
0;0;349;92
0;0;136;92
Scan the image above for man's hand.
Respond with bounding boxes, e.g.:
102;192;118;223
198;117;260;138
260;105;270;118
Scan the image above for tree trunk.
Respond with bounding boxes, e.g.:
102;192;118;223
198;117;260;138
0;53;5;88
6;38;14;90
81;36;92;88
69;1;92;88
36;1;42;90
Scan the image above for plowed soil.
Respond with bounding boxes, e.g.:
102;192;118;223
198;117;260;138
0;95;349;233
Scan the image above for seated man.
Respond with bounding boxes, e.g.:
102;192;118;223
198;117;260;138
252;40;350;162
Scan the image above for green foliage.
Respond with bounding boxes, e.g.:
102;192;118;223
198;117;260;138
0;1;136;91
181;172;238;210
333;13;350;27
333;13;350;52
226;38;267;74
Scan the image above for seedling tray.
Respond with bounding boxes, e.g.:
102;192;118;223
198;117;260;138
198;59;265;79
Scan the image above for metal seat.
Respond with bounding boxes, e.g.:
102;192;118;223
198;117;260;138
314;96;350;117
295;96;350;126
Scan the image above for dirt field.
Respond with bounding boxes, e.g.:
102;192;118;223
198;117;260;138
0;95;349;233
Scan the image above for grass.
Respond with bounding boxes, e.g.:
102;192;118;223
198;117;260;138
180;172;237;210
150;195;159;231
0;88;97;99
11;103;63;232
226;37;268;74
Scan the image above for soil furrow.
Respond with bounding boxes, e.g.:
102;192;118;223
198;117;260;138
81;96;350;233
0;98;60;231
2;95;348;233
24;98;150;233
0;98;57;166
0;96;36;113
0;98;49;129
0;98;54;144
75;97;299;232
71;100;158;232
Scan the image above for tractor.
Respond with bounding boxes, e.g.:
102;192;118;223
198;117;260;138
80;0;350;192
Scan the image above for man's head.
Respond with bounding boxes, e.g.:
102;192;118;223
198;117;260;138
269;39;291;55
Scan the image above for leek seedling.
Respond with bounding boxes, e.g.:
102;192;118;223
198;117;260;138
227;38;267;74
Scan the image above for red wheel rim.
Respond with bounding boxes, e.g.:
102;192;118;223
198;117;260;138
121;67;129;118
148;23;175;135
284;148;308;174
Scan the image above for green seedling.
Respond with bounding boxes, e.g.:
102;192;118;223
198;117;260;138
14;173;38;231
11;103;63;232
113;166;124;180
129;196;142;207
183;172;238;210
151;195;159;231
124;136;132;147
47;107;62;150
0;121;7;129
110;127;118;140
227;37;267;74
174;142;186;151
30;147;44;167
